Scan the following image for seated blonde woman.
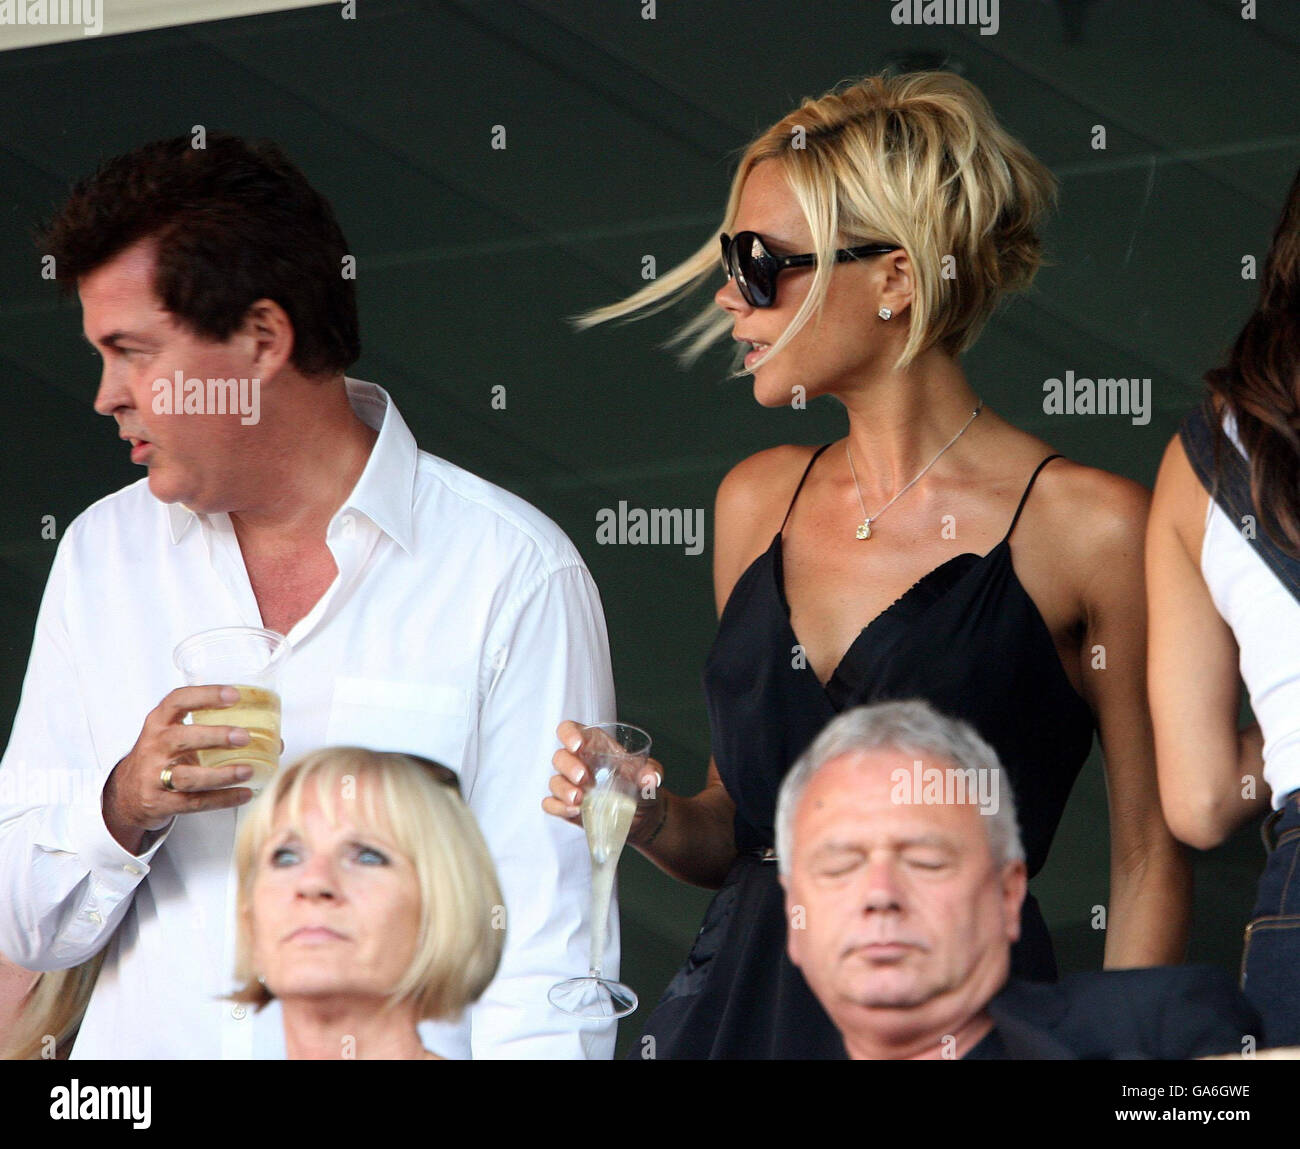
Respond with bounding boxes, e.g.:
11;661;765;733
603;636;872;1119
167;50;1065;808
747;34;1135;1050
231;747;504;1060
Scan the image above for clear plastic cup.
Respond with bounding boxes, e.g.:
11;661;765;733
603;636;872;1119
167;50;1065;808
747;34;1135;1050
173;626;290;791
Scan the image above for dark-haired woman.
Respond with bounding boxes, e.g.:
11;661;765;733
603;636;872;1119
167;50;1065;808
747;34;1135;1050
1148;167;1300;1046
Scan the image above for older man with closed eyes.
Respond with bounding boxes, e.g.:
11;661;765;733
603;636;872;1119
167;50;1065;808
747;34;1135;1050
777;700;1259;1060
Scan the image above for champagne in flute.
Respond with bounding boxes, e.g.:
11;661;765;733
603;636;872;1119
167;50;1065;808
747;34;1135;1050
582;776;638;980
583;770;638;863
549;722;651;1020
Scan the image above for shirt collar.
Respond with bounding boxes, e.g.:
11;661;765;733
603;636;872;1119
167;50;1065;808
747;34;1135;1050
165;378;418;554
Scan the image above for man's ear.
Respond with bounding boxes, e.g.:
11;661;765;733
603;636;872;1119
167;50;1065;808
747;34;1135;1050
241;298;295;379
1001;860;1028;945
781;876;805;969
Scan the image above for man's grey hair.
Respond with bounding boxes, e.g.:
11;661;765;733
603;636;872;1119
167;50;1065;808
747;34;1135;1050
774;700;1025;874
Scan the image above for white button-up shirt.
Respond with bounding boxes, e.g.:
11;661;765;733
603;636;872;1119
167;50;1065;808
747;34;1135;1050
0;380;617;1059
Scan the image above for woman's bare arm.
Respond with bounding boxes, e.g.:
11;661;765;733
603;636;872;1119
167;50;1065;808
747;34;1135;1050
1147;434;1269;850
629;450;815;886
1072;468;1192;966
545;447;810;889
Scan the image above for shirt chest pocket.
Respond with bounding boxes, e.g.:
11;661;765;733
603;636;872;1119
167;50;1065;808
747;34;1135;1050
324;676;472;773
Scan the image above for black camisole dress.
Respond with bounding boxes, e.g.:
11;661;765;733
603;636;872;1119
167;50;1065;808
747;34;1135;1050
636;447;1096;1059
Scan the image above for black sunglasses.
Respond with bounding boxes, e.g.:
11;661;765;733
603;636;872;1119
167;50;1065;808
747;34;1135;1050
719;231;900;309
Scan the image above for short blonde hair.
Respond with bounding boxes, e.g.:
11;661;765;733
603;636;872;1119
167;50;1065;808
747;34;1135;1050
581;70;1056;372
231;747;504;1022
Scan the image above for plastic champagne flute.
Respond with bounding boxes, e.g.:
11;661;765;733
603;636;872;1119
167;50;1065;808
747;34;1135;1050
548;722;651;1019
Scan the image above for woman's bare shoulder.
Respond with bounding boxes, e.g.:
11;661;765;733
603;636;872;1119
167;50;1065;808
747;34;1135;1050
715;442;825;534
1024;454;1151;561
980;414;1147;538
1151;431;1211;558
712;443;826;610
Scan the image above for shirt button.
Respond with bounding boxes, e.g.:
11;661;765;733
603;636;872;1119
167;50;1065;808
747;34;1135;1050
86;910;102;924
232;1005;247;1020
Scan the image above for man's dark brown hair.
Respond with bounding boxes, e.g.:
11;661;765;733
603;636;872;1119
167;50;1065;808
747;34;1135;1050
42;133;360;376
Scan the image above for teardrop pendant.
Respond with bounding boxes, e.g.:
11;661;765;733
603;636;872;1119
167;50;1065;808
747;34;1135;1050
856;520;872;540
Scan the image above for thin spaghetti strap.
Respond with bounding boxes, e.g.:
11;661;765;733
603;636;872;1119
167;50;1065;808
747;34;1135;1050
1003;454;1065;543
780;443;835;532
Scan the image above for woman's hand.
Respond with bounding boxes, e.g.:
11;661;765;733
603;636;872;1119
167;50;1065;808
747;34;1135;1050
543;721;668;845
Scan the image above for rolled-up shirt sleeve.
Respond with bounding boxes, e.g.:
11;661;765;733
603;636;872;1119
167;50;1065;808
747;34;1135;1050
0;528;169;971
461;561;618;1059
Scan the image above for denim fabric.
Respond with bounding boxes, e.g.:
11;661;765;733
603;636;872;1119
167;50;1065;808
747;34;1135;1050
1242;791;1300;1046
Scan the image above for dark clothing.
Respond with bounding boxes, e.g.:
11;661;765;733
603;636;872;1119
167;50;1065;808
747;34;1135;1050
1179;399;1300;605
962;1027;1009;1060
975;967;1260;1060
637;449;1096;1059
823;967;1257;1060
1241;790;1300;1045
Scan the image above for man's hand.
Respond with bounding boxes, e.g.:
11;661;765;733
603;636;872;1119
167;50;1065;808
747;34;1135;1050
102;686;257;854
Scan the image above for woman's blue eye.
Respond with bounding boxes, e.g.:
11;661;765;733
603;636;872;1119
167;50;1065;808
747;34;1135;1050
355;845;388;865
270;846;300;866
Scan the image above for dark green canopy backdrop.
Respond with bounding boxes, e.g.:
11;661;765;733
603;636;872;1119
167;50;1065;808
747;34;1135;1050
2;0;1297;1057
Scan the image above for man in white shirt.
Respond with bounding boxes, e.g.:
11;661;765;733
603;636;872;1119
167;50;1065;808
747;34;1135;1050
0;134;617;1058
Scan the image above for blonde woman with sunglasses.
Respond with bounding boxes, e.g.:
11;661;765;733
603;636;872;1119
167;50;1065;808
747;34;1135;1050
545;70;1189;1059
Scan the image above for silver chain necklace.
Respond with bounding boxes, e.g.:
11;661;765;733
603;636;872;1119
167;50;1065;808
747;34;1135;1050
845;400;983;540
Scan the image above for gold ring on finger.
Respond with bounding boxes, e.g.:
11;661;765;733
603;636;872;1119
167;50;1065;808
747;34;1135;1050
160;766;177;792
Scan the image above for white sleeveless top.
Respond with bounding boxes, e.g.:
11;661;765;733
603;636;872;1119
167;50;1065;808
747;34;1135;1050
1200;413;1300;807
